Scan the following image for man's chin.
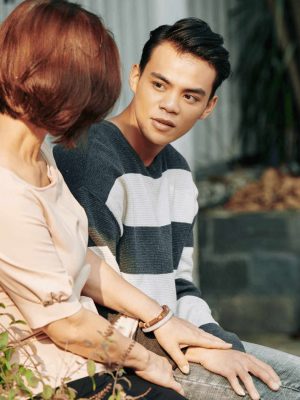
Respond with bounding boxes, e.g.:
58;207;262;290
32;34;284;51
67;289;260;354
145;132;174;147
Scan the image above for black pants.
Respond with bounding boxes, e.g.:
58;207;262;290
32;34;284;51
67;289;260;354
68;370;186;399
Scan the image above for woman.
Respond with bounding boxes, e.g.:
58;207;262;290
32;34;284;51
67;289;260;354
0;1;230;399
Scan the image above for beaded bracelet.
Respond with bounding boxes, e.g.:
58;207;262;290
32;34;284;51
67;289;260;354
138;305;174;333
120;339;136;365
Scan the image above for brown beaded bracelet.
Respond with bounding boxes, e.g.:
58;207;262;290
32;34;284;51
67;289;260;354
138;305;170;329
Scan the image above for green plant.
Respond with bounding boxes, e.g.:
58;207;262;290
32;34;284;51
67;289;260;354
0;303;149;399
0;303;40;399
231;0;300;166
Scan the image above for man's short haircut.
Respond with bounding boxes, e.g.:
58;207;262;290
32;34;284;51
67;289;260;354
0;0;121;146
139;17;230;97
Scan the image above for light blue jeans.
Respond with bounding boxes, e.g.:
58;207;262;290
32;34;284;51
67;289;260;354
174;342;300;399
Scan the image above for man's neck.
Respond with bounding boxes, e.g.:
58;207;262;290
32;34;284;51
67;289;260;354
110;104;164;167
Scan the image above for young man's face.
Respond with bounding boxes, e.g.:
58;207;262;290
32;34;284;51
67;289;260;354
130;41;218;148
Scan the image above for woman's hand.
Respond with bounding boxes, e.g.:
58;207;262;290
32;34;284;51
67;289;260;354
135;351;185;396
154;316;232;373
45;308;183;396
185;347;281;400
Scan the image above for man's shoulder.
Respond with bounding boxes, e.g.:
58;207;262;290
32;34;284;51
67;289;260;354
53;121;123;196
89;120;118;141
54;120;145;197
87;120;123;158
54;121;124;172
163;144;191;172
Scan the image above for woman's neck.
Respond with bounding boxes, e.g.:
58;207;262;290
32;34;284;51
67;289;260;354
0;114;46;164
0;114;50;187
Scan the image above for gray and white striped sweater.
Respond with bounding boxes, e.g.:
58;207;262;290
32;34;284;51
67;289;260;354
54;121;244;351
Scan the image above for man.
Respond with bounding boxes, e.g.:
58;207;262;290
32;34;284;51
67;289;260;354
54;18;300;400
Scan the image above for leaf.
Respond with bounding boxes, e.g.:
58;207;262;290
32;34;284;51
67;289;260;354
8;389;17;400
11;319;27;326
0;312;15;323
15;373;28;392
86;359;97;391
108;396;117;400
0;332;9;349
4;358;11;371
4;348;14;362
87;359;96;377
24;369;39;388
0;303;5;308
42;384;54;399
67;387;77;400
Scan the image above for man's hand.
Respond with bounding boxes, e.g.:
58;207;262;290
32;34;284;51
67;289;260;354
185;347;281;400
154;316;232;374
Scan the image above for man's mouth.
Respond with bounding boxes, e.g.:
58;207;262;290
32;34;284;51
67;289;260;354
151;118;176;128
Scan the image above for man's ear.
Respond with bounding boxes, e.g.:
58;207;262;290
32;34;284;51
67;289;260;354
129;64;141;93
199;95;218;120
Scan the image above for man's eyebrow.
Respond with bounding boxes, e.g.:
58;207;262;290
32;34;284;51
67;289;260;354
151;72;170;84
185;87;206;97
150;72;206;96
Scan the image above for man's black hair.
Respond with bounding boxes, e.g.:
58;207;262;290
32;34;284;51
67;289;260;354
139;18;230;97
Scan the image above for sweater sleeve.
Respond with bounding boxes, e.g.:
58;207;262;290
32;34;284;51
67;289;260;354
175;225;217;326
175;218;245;352
175;244;245;351
76;185;121;263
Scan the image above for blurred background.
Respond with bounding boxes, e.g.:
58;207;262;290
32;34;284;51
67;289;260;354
1;0;300;355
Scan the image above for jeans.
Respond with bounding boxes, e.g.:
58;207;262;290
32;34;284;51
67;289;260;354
174;342;300;399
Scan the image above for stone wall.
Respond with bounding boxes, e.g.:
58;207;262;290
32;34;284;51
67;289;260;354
198;210;300;335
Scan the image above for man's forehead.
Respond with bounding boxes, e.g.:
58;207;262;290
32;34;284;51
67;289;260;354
145;42;216;93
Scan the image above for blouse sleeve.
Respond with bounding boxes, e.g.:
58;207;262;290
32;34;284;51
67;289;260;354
0;184;82;329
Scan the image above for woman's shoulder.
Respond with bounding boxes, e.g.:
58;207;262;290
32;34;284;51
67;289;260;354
0;139;58;204
0;164;30;195
0;171;41;223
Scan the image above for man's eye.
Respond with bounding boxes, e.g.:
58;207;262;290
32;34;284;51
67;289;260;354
184;94;198;103
152;81;164;90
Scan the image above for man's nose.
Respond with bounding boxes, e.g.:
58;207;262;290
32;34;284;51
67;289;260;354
159;93;180;114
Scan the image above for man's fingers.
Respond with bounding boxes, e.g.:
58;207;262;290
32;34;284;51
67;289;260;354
226;374;246;397
247;355;281;388
238;370;260;400
247;356;280;391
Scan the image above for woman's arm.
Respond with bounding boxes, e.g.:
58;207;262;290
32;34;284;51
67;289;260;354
43;306;148;368
43;307;184;395
83;248;162;321
83;249;232;373
0;186;183;394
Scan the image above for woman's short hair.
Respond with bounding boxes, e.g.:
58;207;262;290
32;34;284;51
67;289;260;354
0;0;121;146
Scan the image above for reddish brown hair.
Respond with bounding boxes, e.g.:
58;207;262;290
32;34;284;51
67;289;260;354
0;0;121;146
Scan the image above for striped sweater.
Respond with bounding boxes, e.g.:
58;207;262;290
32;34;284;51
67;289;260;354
54;120;244;351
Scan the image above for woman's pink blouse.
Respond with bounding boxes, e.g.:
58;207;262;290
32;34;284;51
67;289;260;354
0;143;90;329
